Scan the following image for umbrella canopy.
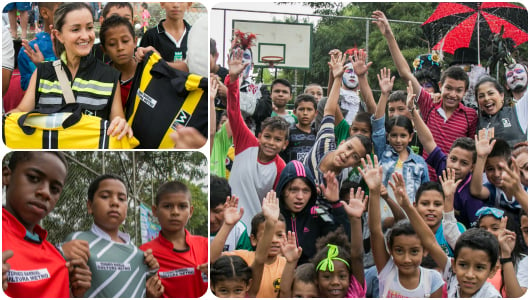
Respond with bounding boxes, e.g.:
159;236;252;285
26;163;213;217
422;2;527;57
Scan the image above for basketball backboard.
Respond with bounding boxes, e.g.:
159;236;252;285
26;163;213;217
232;20;313;69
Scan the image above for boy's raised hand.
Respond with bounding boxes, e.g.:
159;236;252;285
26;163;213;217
475;128;496;158
351;49;372;77
388;172;411;208
371;10;392;36
328;49;341;60
228;48;249;81
262;190;280;222
406;80;416;111
439;168;462;199
319;171;340;203
67;258;92;297
280;231;302;263
498;217;516;258
146;275;164;298
21;39;44;65
143;249;159;271
341;187;368;219
500;158;522;192
377;67;395;95
329;51;347;79
359;155;383;190
2;250;13;291
210;74;219;102
381;185;391;201
223;195;244;226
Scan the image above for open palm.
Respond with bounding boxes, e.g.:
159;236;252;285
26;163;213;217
228;48;249;78
342;187;367;219
223;196;243;226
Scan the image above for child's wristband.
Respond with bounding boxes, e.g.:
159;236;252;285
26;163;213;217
500;257;513;265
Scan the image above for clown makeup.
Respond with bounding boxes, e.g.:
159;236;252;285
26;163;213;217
505;63;528;92
342;62;359;90
241;48;253;79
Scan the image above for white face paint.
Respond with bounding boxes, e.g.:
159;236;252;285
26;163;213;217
506;63;528;91
241;48;253;80
342;62;359;90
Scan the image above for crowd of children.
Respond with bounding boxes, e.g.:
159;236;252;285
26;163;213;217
210;8;528;299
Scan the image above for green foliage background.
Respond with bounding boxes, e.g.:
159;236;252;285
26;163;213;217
269;2;527;102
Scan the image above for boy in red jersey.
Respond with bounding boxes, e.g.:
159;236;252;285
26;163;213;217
2;152;91;297
139;181;208;297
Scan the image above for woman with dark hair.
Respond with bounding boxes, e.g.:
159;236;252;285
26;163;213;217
475;76;526;148
10;2;132;141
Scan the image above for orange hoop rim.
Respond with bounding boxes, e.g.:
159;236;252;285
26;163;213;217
261;56;284;66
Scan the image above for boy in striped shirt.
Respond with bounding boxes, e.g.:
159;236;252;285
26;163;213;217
373;10;478;180
62;174;161;297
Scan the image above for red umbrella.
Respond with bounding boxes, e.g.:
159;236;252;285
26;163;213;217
422;2;527;61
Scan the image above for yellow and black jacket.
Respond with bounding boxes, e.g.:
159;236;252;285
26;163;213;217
35;53;120;119
125;51;208;148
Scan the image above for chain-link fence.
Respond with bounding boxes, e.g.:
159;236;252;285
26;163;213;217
3;151;208;247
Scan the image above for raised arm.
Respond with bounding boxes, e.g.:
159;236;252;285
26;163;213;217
389;173;448;270
351;49;376;114
470;129;495;199
372;10;421;96
500;158;528;214
407;81;436;155
278;231;303;298
440;169;463;249
362;155;390;273
209;75;219;153
210;196;244;263
225;48;253;146
375;67;395;120
380;185;407;222
371;67;395;158
250;190;281;297
341;187;368;285
325;52;347;117
498;218;527;298
327;49;341;96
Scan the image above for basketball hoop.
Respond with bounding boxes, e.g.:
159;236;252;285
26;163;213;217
261;56;284;67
